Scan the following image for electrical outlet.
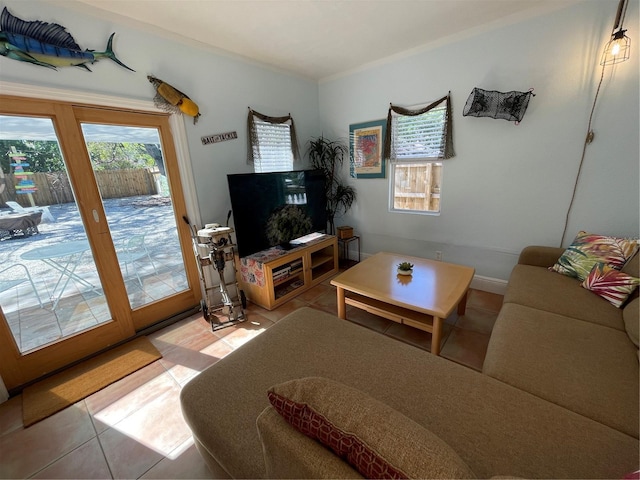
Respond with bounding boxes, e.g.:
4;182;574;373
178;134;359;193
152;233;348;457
435;251;443;261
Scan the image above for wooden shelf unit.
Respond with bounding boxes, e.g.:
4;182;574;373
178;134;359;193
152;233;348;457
238;235;338;310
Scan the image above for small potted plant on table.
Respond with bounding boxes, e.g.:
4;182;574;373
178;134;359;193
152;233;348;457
397;261;414;276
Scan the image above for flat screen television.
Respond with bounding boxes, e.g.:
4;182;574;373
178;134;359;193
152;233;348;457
227;169;327;258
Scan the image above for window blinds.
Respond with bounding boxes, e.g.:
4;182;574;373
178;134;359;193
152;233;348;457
384;94;454;162
247;109;300;172
392;106;447;161
253;121;293;172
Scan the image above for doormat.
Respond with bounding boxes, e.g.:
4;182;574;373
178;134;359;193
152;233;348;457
22;337;162;427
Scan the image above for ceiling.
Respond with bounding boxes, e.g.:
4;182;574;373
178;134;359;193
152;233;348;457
66;0;581;80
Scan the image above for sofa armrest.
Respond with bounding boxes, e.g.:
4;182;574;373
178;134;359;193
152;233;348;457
257;406;363;479
518;246;565;268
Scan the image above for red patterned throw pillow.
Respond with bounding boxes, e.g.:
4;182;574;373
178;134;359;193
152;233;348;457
267;377;475;480
268;389;404;478
582;263;640;308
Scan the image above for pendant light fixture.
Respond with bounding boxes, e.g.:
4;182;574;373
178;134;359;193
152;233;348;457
600;0;631;66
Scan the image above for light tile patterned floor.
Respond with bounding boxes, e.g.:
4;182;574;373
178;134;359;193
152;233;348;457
0;277;502;479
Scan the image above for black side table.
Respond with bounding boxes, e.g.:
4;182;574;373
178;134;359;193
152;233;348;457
337;235;360;268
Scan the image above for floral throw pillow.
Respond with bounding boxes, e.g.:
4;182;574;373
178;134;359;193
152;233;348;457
582;263;640;308
550;231;639;282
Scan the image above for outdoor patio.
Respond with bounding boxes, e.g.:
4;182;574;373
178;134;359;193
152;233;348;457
0;195;189;353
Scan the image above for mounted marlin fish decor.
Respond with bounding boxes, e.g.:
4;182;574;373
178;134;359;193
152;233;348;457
0;7;134;72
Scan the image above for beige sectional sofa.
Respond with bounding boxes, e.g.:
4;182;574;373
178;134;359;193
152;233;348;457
483;246;639;440
180;245;639;479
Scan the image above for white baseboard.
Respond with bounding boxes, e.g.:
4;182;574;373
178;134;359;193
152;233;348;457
470;275;508;295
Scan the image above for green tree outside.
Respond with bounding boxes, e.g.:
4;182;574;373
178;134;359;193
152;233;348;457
1;140;159;174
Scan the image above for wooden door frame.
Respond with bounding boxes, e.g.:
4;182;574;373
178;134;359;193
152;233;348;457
0;92;201;390
71;106;201;330
0;81;201;228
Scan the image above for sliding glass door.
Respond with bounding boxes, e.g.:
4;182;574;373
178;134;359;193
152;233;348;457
0;97;200;390
0;114;112;353
79;122;187;310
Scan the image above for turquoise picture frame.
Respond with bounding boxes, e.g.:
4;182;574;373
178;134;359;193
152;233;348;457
349;119;386;179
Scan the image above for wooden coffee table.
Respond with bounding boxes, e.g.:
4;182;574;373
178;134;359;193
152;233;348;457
330;252;475;355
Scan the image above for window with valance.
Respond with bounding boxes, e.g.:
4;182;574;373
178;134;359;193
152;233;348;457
385;94;454;214
247;109;300;173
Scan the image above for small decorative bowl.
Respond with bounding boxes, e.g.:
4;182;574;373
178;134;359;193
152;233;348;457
397;268;413;276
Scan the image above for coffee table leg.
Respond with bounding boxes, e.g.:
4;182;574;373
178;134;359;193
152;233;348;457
432;317;443;356
457;290;469;316
336;287;346;319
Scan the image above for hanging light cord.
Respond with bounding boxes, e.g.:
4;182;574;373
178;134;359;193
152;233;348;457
559;62;607;246
614;0;628;33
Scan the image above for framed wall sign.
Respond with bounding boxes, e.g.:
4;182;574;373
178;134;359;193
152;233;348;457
349;119;386;179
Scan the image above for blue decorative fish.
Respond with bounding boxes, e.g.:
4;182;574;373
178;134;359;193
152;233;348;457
0;7;134;71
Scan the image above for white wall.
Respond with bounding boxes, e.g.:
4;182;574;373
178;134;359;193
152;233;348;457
1;0;638;282
319;0;639;280
0;0;320;226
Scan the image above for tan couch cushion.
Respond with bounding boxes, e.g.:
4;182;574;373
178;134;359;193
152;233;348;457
180;307;639;479
518;246;565;268
483;303;639;438
623;297;639;348
621;253;640;306
622;251;639;277
257;406;363;479
504;264;624;330
267;376;475;479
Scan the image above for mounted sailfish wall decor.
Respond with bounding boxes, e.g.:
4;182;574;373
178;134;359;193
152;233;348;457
0;7;134;72
147;75;201;124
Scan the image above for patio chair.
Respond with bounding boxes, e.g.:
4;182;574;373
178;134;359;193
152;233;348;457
118;234;158;287
0;263;44;309
5;201;55;223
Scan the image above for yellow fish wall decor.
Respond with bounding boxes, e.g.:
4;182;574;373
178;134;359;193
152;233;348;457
147;75;201;124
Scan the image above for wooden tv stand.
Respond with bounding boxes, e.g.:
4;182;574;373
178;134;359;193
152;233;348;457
237;234;338;310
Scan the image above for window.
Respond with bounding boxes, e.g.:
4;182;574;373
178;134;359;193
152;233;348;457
253;121;293;172
392;161;443;213
387;95;453;214
247;109;300;173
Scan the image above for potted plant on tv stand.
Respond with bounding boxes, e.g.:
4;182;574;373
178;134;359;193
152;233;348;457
307;135;356;235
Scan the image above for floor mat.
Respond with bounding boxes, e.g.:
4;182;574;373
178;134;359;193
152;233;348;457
22;337;162;427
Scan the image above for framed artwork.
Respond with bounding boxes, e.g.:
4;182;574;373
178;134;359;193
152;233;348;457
349;119;386;179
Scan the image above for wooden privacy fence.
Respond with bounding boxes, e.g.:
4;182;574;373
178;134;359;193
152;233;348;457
393;163;443;212
0;169;158;206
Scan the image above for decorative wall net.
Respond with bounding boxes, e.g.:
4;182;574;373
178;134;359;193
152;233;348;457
463;88;535;123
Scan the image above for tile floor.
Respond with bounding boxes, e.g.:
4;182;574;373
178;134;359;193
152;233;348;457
0;276;503;479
